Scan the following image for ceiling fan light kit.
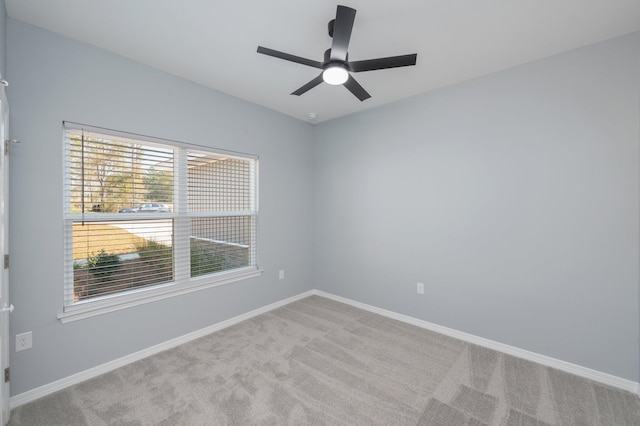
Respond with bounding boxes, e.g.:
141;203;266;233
257;5;417;101
323;65;349;85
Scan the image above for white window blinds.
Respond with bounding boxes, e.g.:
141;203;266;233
63;123;259;313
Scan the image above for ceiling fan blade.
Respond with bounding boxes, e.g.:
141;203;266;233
291;73;325;96
330;6;356;62
343;75;371;101
257;46;323;69
349;54;417;72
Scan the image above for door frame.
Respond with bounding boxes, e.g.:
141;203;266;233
0;83;11;424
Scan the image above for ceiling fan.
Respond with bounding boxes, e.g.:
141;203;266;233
257;5;417;101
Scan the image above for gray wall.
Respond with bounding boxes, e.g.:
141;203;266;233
313;32;640;381
6;19;314;395
4;13;640;396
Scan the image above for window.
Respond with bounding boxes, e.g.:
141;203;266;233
61;123;260;322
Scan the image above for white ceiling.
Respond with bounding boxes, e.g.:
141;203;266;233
6;1;640;124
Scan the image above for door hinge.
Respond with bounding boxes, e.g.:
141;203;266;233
5;139;20;155
4;368;8;383
3;254;8;269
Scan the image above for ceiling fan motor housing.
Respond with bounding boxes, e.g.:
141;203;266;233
323;49;348;69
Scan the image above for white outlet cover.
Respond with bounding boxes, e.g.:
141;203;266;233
16;331;33;351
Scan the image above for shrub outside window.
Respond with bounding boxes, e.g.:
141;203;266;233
61;123;259;321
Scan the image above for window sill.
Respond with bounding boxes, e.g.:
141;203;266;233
58;267;263;323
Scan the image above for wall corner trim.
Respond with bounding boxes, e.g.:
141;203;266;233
9;288;639;408
313;290;640;395
9;290;315;409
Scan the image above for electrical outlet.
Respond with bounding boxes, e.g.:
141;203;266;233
279;269;285;280
417;282;424;295
16;331;32;352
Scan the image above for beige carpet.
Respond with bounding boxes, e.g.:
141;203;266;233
8;295;640;425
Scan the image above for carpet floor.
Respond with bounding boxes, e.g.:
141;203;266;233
8;295;640;425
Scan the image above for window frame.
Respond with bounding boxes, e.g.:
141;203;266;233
59;122;261;323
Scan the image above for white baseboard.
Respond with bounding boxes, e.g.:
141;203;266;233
10;288;639;408
313;290;640;395
9;290;314;409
